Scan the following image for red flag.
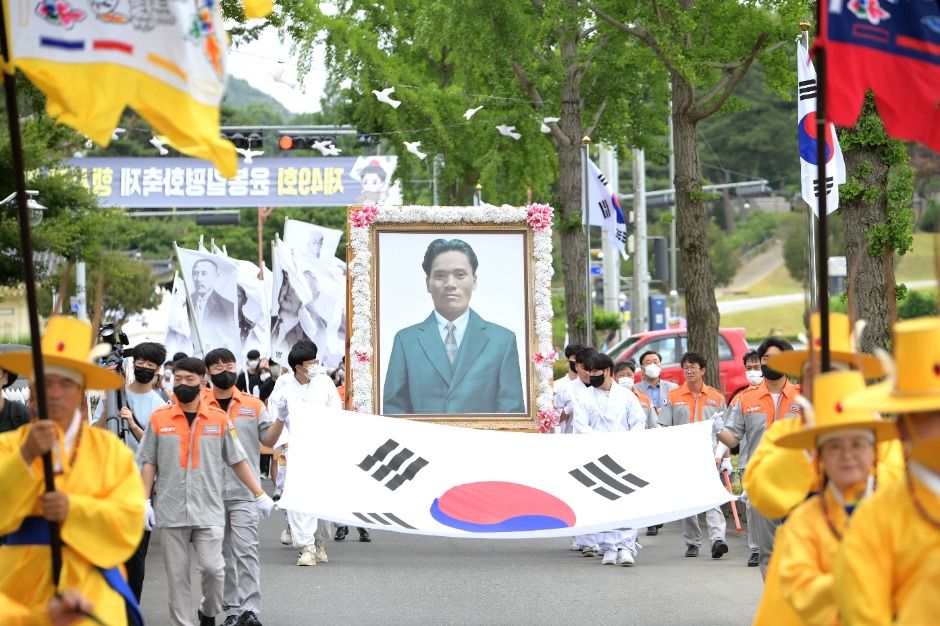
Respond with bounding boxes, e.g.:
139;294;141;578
819;1;940;152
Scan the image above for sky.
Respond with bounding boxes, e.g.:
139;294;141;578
228;26;328;114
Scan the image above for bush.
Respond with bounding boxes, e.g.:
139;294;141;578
781;211;845;283
898;289;938;319
709;221;740;287
918;199;940;233
729;211;780;251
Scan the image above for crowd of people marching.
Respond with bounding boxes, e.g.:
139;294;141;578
0;309;938;624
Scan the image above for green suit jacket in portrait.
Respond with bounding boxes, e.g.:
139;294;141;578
382;308;526;415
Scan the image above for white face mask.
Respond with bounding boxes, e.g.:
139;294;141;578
260;372;271;382
306;364;323;379
746;370;764;386
247;359;260;370
643;364;661;379
617;377;635;390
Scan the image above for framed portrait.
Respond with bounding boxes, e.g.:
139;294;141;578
347;204;556;430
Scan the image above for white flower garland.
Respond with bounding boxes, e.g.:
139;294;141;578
348;204;556;427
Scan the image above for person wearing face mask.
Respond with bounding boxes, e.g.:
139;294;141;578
236;350;263;396
614;360;657;430
552;344;584;435
268;341;343;566
92;342;169;607
635;350;678;413
137;357;275;626
659;352;729;559
201;349;284;626
570;353;647;565
716;336;802;577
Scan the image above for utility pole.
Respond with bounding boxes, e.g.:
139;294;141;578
432;154;443;206
668;94;680;318
800;21;818;311
75;261;88;321
599;146;620;315
632;148;648;334
581;137;594;344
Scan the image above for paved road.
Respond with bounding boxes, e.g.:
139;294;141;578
717;279;938;315
140;512;763;625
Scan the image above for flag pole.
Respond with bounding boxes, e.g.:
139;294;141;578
814;11;831;372
800;21;819;313
582;136;594;344
0;5;64;585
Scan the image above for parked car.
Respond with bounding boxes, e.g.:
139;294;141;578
606;328;750;400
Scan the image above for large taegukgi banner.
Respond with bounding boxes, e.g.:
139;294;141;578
62;156;403;208
277;415;733;539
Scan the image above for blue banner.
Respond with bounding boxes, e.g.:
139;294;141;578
61;156;401;208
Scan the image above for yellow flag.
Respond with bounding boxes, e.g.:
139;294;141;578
2;0;272;178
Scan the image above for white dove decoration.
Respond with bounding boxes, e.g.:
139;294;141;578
540;117;560;133
322;145;342;156
463;106;484;120
372;86;402;109
235;148;264;164
403;141;428;160
272;66;298;88
311;139;333;154
496;125;521;140
111;128;126;141
150;136;169;156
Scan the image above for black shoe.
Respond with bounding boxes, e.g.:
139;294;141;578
747;552;759;567
646;526;659;536
236;610;262;626
222;617;239;626
685;544;698;557
711;539;729;559
358;527;371;542
334;526;348;541
198;610;215;626
272;488;282;502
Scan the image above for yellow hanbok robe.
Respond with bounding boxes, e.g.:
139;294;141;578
834;472;940;625
0;421;144;625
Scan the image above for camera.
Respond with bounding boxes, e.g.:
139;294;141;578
98;323;129;369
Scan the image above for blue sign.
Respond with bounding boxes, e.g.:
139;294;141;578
61;156;401;209
590;265;603;276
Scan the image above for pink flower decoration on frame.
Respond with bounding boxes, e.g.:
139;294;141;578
533;351;556;366
526;203;553;231
537;409;558;433
350;204;379;228
354;350;370;364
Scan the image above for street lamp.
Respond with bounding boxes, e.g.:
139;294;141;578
2;190;47;226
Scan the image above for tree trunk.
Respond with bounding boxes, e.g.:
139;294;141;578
842;148;893;353
557;42;587;346
90;265;105;337
673;77;720;389
52;258;74;315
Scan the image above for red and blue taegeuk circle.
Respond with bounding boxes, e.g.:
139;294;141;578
798;112;835;165
429;481;577;532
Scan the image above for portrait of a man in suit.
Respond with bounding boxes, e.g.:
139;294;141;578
383;238;526;415
191;258;235;328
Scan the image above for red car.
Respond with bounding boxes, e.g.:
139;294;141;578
606;327;750;400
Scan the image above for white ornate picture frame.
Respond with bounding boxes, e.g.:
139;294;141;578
347;204;557;431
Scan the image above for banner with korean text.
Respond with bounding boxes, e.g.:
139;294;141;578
62;156;402;208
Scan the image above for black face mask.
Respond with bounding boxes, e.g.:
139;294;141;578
174;383;202;404
589;374;606;388
210;370;238;390
134;366;157;384
569;360;577;373
761;364;785;381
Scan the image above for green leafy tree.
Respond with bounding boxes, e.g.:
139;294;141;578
589;0;808;388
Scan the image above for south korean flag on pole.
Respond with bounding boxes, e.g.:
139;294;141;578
798;42;846;216
585;159;628;259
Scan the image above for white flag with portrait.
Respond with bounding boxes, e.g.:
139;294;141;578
164;272;196;359
175;245;240;357
278;412;733;539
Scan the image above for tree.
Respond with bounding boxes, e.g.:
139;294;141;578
263;0;668;345
839;95;914;353
589;0;807;388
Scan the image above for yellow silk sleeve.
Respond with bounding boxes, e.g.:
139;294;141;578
60;435;145;569
834;495;895;625
0;427;43;535
0;591;34;624
776;504;838;626
744;419;815;519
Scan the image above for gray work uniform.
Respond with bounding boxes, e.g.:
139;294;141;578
724;380;802;577
137;400;247;626
658;384;728;548
204;389;273;619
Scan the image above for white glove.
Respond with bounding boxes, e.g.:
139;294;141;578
720;458;733;475
276;397;289;422
711;414;725;435
144;499;155;531
714;441;730;461
255;492;276;518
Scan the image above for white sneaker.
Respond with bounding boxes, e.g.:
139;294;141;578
296;546;316;566
601;550;617;565
314;539;328;563
280;527;292;546
570;539;582;551
617;549;635;566
581;546;598;558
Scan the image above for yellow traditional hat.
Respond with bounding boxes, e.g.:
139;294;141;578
766;313;884;379
0;317;122;390
777;370;898;450
908;435;940;471
842;317;940;414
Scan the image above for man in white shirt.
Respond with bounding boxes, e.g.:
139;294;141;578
571;353;647;566
270;340;341;567
554;346;594;434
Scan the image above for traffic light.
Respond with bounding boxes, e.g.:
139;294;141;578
278;134;309;151
222;131;262;149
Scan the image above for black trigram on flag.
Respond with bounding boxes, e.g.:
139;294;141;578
357;439;429;491
597;199;612;219
352;512;416;529
569;455;650;501
813;176;834;197
798;78;817;101
615;229;628;243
